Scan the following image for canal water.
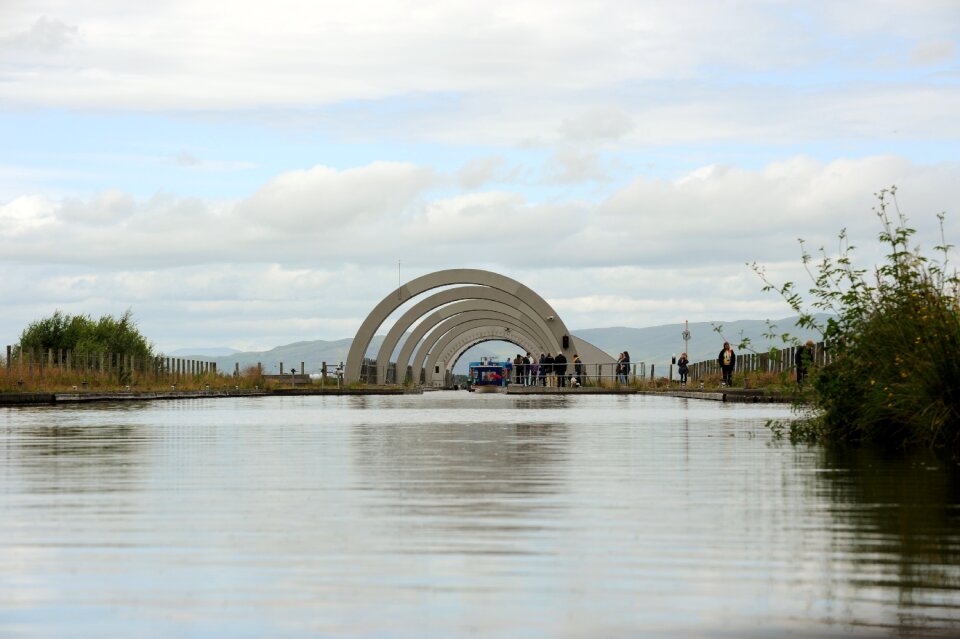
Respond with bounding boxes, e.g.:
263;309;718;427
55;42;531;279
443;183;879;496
1;393;958;638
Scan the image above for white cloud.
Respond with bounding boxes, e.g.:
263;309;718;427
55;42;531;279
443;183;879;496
0;2;956;147
0;15;78;51
2;155;956;270
909;40;957;66
1;154;957;347
59;189;135;224
559;109;635;143
543;148;610;184
457;157;511;190
0;195;57;236
236;162;434;233
1;2;957;353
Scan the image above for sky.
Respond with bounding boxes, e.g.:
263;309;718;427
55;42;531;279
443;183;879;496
1;0;959;353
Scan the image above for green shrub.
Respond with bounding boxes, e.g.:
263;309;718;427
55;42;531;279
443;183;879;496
17;308;154;361
754;187;960;454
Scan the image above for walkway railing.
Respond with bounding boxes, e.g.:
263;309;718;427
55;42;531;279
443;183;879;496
685;341;831;382
358;359;650;387
358;342;832;388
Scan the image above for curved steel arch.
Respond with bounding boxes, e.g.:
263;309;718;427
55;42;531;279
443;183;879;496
375;286;561;384
413;314;546;385
346;269;573;382
426;325;544;386
443;333;536;377
392;301;555;383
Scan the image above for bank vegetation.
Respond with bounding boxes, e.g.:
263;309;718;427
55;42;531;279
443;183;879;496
753;187;959;456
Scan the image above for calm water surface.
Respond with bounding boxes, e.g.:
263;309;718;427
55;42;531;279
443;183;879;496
1;393;958;638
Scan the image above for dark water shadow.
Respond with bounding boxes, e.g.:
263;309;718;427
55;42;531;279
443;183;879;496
813;446;960;630
1;421;147;494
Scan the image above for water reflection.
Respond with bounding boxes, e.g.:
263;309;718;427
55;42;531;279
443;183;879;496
1;395;958;637
1;419;146;494
815;447;960;622
351;419;570;532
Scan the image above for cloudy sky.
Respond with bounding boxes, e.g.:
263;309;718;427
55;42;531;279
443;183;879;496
1;0;958;352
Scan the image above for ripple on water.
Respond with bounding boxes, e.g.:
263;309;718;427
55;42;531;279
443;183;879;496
1;393;958;638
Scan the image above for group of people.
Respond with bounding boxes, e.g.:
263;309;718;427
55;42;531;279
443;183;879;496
511;352;585;387
502;338;818;389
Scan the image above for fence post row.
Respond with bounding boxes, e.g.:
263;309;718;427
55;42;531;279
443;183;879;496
4;342;832;389
2;345;228;390
682;341;827;381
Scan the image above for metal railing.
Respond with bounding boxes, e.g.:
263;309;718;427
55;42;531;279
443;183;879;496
357;359;650;387
685;341;831;382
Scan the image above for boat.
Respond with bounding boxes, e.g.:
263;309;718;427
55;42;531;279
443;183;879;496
467;358;511;393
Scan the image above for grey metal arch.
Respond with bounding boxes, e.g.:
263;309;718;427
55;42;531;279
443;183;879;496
393;301;556;383
444;335;533;377
392;298;558;385
439;332;617;386
568;337;618;372
346;269;574;382
432;328;542;386
375;285;562;384
439;328;540;375
413;314;546;385
426;325;544;386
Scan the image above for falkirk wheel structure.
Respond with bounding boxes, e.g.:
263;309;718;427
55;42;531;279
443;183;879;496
345;268;616;386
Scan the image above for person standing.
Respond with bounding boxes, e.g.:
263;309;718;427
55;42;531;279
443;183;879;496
573;353;584;387
513;354;523;385
555;352;568;387
537;353;547;386
795;340;815;386
622;351;631;384
523;352;532;386
543;352;555;387
678;352;689;386
718;342;736;387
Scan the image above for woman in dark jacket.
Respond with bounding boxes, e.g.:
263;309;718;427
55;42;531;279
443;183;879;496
678;352;689;386
718;342;736;386
573;354;584;386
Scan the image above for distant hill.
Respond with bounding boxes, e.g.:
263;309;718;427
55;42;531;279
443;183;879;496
177;315;829;376
181;335;519;375
168;346;241;357
180;337;367;375
572;315;830;368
